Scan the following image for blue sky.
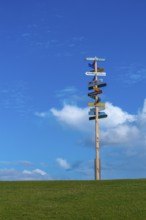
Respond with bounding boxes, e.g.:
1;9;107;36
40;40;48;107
0;0;146;180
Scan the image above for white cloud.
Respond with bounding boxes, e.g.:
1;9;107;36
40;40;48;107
51;105;90;132
0;168;52;180
23;169;47;176
56;158;71;170
100;102;136;129
50;99;146;148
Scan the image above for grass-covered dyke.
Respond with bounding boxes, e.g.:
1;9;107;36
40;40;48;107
0;179;146;219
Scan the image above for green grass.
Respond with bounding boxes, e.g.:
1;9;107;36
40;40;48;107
0;179;146;219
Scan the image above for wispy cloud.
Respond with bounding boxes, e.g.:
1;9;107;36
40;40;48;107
34;111;50;118
116;65;146;84
56;158;94;178
0;168;52;180
55;86;77;98
0;160;33;167
56;158;71;170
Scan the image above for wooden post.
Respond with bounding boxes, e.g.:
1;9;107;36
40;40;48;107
94;59;100;180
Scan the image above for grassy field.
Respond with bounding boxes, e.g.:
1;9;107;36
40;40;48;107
0;179;146;219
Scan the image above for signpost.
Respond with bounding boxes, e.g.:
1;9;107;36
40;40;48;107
85;56;107;180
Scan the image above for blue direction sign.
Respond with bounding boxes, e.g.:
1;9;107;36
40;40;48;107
88;63;94;68
89;116;96;120
88;90;102;97
98;83;107;88
88;110;96;116
90;107;96;112
89;108;96;115
98;112;108;119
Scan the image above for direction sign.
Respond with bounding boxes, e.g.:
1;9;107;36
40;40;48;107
93;86;101;92
88;79;103;85
90;107;96;112
88;110;96;116
89;107;97;115
88;90;102;97
98;112;108;119
88;102;105;107
88;63;94;68
98;83;107;88
89;116;96;120
98;106;105;111
85;72;106;76
85;57;106;62
90;68;104;72
88;86;100;91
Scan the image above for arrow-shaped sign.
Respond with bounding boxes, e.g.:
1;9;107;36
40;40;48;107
93;86;101;92
88;63;94;68
98;83;107;88
90;68;104;72
88;79;103;85
98;105;105;111
89;116;96;120
98;112;108;119
88;110;96;115
85;72;106;76
88;90;102;97
88;85;101;91
88;102;105;107
85;57;106;62
89;107;97;115
89;113;108;120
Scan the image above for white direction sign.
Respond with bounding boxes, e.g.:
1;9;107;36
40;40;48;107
85;57;105;62
85;72;106;76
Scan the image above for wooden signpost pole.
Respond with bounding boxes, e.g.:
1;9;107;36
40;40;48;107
94;61;100;180
85;56;106;181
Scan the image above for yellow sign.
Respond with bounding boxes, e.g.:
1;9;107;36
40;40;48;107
88;103;105;107
93;86;100;92
91;68;104;72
